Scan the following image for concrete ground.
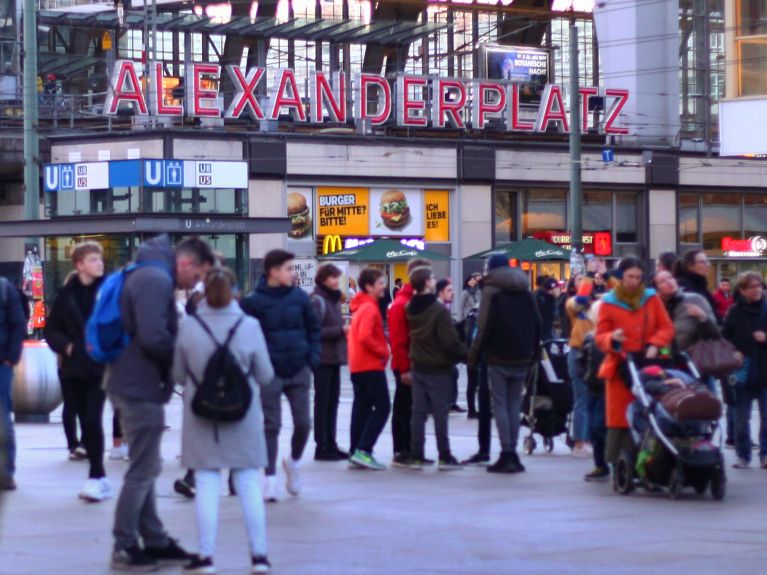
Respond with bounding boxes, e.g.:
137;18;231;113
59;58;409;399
2;367;767;575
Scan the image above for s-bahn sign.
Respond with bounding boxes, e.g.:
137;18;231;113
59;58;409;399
103;61;629;135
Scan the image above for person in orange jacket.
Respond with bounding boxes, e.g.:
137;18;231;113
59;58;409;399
595;257;674;470
347;267;391;471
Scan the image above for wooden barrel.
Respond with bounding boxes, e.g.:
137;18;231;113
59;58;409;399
11;340;62;423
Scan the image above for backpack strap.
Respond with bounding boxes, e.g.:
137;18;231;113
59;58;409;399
192;314;244;348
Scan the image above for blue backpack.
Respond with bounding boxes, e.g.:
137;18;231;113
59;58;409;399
85;261;170;363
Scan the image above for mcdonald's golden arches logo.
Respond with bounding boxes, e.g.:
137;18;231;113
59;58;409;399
322;235;343;255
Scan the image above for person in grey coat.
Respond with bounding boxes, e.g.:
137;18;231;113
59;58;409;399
655;271;719;352
173;268;275;575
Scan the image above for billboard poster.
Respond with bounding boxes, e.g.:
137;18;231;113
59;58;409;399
287;187;314;241
294;258;317;293
423;190;450;242
316;187;370;237
484;45;549;105
369;188;424;237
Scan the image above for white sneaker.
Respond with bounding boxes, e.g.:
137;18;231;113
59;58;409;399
572;445;593;459
282;457;302;496
263;475;278;503
79;477;113;502
109;444;129;461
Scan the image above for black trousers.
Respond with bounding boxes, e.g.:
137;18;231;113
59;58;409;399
391;370;412;455
477;363;492;455
451;367;459;406
313;365;342;452
113;410;123;441
350;371;391;454
66;378;106;478
60;377;80;452
467;366;479;414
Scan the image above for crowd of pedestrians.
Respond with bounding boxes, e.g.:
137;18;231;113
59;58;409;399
0;233;765;573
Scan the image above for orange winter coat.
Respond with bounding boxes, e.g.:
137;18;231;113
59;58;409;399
595;288;674;428
348;292;390;373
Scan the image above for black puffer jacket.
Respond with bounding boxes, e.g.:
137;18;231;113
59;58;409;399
722;298;767;388
311;284;347;366
45;275;105;381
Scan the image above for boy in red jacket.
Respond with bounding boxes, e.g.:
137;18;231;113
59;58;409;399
388;258;432;467
348;268;391;470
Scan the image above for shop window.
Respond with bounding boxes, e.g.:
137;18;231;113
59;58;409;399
615;193;639;243
582;191;613;232
679;194;700;244
744;194;767;238
522;189;566;236
701;193;741;253
494;190;517;244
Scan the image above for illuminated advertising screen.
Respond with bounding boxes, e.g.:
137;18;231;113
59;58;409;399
482;45;549;105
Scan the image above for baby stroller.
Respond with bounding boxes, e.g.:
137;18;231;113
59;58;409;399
521;339;574;454
614;354;726;501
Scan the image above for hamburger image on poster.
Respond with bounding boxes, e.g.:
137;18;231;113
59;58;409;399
371;188;423;236
287;190;312;239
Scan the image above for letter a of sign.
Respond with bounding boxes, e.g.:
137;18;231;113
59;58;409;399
105;60;148;115
535;85;569;133
269;69;306;121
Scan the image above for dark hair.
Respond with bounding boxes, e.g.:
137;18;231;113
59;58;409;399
71;240;103;265
618;256;645;274
263;249;295;275
205;267;236;309
720;277;731;284
394;278;403;286
436;278;452;295
673;248;704;278
410;268;435;293
657;251;679;273
536;274;550;288
358;267;383;293
176;237;216;267
315;263;342;286
407;258;432;274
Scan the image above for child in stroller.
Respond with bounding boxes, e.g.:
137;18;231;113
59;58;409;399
613;355;727;501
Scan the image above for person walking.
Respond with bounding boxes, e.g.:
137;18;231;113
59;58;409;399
722;272;767;469
460;274;481;321
535;276;560;341
407;268;467;470
565;274;594;459
713;278;735;322
469;254;541;474
311;264;349;462
107;235;205;571
673;249;718;321
595;257;674;476
388;258;432;468
0;273;26;491
173;268;275;575
240;250;320;502
45;241;111;502
348;268;391;470
654;270;719;353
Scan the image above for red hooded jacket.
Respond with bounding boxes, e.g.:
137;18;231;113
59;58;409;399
348;291;389;373
388;283;413;373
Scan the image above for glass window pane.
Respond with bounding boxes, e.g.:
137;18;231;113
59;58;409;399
616;193;639;243
745;194;767;238
738;0;767;35
582;191;612;232
494;190;516;244
522;189;566;235
701;193;741;253
679;194;700;244
739;42;767;96
112;187;139;214
199;189;236;214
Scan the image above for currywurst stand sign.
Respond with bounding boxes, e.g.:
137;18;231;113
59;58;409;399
103;61;629;134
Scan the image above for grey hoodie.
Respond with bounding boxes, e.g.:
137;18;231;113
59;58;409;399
106;235;177;404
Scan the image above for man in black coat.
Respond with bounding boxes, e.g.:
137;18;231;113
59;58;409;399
535;276;560;341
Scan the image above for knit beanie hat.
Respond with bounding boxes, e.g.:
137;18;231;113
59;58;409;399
487;254;509;271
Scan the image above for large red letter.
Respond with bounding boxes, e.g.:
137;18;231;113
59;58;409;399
396;76;428;127
471;81;506;128
152;62;182;116
535;85;569;133
604;89;629;135
507;84;533;131
310;71;346;123
431;79;467;129
186;63;221;117
269;69;306;121
354;74;391;126
105;60;147;115
579;86;598;133
224;66;265;120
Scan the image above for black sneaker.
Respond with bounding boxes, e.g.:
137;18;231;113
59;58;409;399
584;467;611;482
228;472;237;497
144;538;192;562
510;452;526;473
725;439;735;450
111;546;159;572
461;452;490;466
423;458;436;466
467;411;479;420
0;476;17;491
391;452;412;469
184;555;216;575
315;449;347;462
487;452;522;474
333;447;350;460
251;554;272;574
174;477;196;499
450;404;467;414
438;455;464;471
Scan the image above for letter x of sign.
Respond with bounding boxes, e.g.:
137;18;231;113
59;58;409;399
224;66;265;120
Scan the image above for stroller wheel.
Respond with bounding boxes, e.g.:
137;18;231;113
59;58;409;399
614;451;635;495
544;437;555;453
668;468;684;500
711;469;726;501
524;436;537;455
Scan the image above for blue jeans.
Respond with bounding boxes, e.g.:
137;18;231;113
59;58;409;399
0;364;15;479
734;386;767;463
588;393;607;471
567;349;590;442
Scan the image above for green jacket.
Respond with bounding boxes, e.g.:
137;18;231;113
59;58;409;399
407;294;467;374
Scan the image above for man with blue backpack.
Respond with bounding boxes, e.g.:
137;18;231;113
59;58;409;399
94;235;212;572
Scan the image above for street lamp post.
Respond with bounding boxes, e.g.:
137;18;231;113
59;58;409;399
22;0;39;224
568;22;583;277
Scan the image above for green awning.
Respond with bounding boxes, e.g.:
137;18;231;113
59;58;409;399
467;238;569;261
320;239;451;262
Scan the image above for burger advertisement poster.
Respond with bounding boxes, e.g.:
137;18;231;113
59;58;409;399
287;188;313;241
369;188;424;237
